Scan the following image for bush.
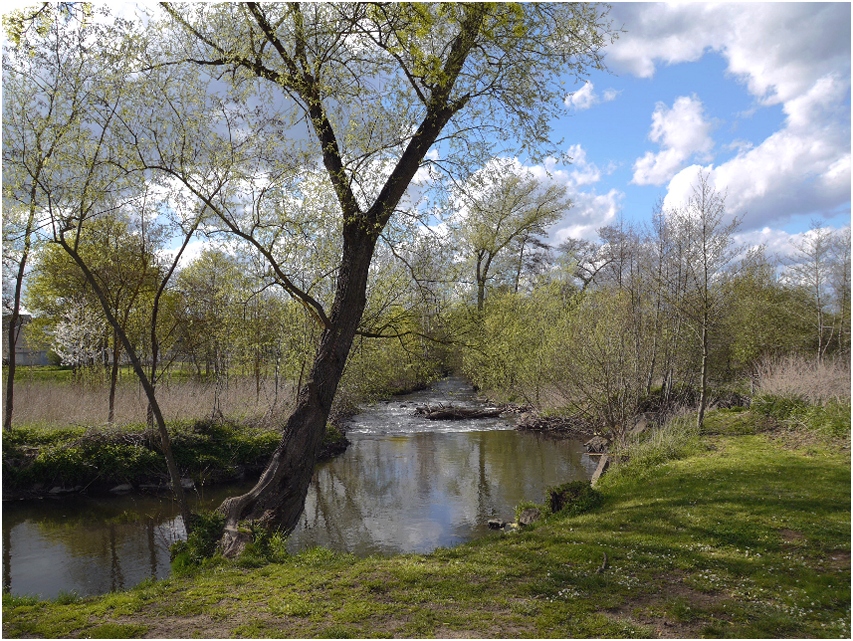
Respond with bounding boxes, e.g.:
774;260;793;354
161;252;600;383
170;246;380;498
2;419;282;492
169;511;225;574
548;481;603;517
754;394;851;438
236;522;289;568
756;355;851;405
752;394;809;422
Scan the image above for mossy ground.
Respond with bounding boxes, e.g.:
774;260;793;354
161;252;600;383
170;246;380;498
3;409;849;639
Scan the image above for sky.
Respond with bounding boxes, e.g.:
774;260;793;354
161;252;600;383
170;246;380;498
3;1;850;265
534;2;851;256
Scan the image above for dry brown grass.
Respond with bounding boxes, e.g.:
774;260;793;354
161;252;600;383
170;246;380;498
756;354;851;404
9;377;298;428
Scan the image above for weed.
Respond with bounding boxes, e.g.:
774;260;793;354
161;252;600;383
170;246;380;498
54;590;79;605
548;481;603;517
756;354;851;405
86;623;149;638
606;413;703;482
170;511;226;574
3;592;40;607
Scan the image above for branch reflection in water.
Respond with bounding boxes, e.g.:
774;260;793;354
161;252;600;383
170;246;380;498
3;379;596;599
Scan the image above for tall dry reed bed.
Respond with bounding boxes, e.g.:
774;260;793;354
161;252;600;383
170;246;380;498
8;377;297;429
755;354;851;405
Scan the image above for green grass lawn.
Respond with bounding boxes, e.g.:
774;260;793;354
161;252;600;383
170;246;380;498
3;426;849;638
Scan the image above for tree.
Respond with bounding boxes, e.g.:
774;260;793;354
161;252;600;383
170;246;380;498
454;159;571;310
1;6;91;428
26;215;164;421
147;2;616;555
829;227;851;355
786;222;850;361
665;174;740;429
2;4;198;532
717;247;811;377
50;295;106;371
1;204;42;429
548;288;655;441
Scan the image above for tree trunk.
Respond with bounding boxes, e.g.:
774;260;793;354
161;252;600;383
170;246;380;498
696;317;709;431
4;204;36;431
60;240;193;533
108;329;120;424
216;226;377;557
4;310;21;431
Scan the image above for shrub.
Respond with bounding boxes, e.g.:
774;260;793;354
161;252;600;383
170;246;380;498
752;394;809;422
754;394;851;438
548;481;603;517
54;590;79;605
169;511;225;574
756;355;851;405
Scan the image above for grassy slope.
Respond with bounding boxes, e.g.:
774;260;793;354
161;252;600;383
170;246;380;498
3;426;850;639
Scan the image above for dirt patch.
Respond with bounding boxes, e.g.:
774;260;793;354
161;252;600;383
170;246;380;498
779;528;805;544
605;573;730;638
827;550;851;571
115;613;233;639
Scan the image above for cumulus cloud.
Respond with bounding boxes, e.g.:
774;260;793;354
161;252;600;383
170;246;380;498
661;73;851;228
564;81;619;110
609;3;850;230
632;95;714;185
607;4;849;104
522;145;622;242
734;225;851;265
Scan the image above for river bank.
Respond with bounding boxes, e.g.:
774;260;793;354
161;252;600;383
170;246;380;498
1;418;349;502
3;408;849;638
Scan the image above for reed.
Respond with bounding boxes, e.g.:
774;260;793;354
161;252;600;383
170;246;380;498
755;354;851;405
8;377;297;428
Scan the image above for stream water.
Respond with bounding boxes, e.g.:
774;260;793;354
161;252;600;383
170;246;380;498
2;378;596;599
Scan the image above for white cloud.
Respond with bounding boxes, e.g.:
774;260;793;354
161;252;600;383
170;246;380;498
610;3;850;230
632;95;714;185
733;226;805;260
159;239;210;270
662;73;851;229
564;81;619;111
607;4;850;105
552;189;622;243
603;88;620;102
525;145;623;242
469;147;621;244
733;225;851;264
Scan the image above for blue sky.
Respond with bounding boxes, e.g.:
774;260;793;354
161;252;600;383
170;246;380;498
529;2;851;256
7;1;846;265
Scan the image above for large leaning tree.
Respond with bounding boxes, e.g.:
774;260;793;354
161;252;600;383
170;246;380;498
141;2;618;556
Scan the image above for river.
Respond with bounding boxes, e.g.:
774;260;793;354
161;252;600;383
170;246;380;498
2;378;596;599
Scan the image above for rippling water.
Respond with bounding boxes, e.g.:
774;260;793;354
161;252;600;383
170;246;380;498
2;378;596;598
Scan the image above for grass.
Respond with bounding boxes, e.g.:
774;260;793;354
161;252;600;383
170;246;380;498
3;409;849;638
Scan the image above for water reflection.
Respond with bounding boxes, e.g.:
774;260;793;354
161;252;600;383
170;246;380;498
3;378;597;599
289;430;595;555
2;484;253;600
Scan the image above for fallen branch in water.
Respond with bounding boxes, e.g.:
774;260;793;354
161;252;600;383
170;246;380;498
413;404;505;420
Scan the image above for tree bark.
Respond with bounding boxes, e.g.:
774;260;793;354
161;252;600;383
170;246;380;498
4;196;38;431
108;328;120;424
217;226;377;557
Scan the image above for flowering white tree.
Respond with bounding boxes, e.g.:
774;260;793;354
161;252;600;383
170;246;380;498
51;297;105;372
